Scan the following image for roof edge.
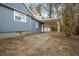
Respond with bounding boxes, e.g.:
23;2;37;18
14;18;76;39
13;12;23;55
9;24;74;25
23;3;43;24
23;3;34;16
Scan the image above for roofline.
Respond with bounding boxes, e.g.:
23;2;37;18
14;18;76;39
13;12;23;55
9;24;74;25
0;3;28;15
23;3;34;16
23;3;43;24
26;14;43;24
0;3;43;24
0;3;14;10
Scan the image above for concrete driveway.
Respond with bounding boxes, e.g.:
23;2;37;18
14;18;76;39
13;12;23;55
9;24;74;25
0;32;79;56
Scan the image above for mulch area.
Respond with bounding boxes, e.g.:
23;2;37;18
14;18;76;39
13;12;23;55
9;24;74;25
0;32;79;56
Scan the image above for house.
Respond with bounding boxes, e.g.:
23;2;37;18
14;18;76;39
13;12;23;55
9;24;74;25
0;3;43;39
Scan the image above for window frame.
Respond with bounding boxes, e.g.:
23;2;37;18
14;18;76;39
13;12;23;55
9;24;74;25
14;11;27;23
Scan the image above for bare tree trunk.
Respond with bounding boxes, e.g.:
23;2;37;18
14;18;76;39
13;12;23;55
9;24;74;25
49;3;52;18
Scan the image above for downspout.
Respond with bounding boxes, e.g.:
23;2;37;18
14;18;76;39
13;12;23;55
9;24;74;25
30;17;31;33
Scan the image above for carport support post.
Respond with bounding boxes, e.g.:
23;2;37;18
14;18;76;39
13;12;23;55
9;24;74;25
57;21;60;33
41;25;44;32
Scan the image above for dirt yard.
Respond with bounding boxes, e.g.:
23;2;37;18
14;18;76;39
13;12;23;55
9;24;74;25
0;32;79;56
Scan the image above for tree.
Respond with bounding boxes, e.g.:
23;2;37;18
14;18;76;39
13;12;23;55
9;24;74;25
74;4;79;35
63;4;77;37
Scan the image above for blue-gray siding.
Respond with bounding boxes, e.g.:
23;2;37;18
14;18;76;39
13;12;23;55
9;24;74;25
0;6;30;32
0;4;42;33
30;19;42;32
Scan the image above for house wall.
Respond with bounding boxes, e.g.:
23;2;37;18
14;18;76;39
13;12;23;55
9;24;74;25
0;4;42;38
0;6;30;33
30;18;42;33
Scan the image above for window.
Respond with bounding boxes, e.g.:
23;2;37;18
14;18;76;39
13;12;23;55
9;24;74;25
36;22;39;28
15;16;21;20
14;11;27;22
